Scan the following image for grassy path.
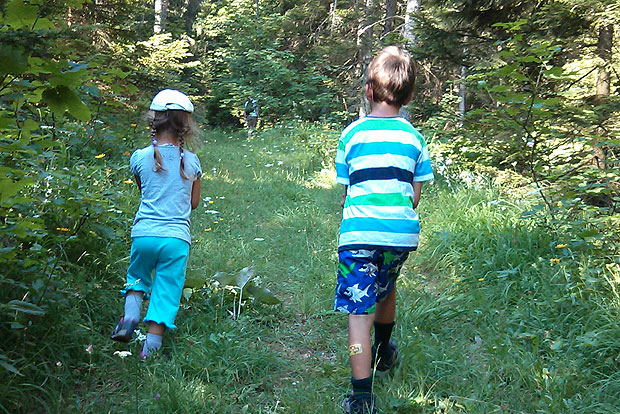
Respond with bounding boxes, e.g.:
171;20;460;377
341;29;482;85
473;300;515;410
106;126;620;414
181;126;348;413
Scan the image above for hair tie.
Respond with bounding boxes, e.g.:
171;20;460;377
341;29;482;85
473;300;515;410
151;138;157;146
180;151;184;159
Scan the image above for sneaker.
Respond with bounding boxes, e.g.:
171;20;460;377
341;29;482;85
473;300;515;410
371;340;398;372
110;317;139;343
341;395;377;414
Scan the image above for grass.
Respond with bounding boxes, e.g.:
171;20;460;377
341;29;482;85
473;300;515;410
2;123;620;413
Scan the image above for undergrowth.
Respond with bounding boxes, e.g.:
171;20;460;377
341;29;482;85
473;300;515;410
1;124;619;413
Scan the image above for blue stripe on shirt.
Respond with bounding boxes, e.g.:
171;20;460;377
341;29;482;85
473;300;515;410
349;167;413;186
413;159;433;180
340;217;421;234
346;142;421;163
335;162;349;180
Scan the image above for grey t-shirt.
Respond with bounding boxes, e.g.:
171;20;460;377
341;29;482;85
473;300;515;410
130;144;202;244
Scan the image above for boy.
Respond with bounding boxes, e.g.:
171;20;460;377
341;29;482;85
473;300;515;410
334;46;433;414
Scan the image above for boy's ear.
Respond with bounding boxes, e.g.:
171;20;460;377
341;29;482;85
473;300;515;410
365;84;374;102
403;91;414;106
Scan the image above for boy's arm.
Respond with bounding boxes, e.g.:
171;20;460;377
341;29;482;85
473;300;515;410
340;185;348;208
134;175;142;192
412;181;423;209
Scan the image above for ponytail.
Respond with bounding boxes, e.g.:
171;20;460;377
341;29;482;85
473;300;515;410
179;135;190;180
150;118;165;172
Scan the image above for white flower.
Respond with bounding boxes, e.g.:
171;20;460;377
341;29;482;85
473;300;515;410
114;351;132;358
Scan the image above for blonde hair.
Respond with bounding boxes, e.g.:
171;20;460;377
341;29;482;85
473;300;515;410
366;46;415;107
147;110;200;180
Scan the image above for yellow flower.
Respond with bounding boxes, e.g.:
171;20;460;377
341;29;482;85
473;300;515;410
130;123;137;127
123;179;133;184
213;221;218;224
95;153;106;159
204;228;212;232
478;278;484;282
313;250;318;254
455;279;461;283
146;126;150;130
124;151;131;156
56;227;70;232
208;200;214;204
555;244;567;249
550;258;560;263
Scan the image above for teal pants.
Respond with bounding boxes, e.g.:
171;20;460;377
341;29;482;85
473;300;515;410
122;236;189;330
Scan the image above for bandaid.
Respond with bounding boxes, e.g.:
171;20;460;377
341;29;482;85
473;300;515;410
349;344;363;356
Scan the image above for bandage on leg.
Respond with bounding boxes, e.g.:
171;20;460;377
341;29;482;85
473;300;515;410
349;344;363;356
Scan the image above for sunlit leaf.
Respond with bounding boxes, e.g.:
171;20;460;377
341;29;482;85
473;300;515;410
235;266;255;289
245;283;280;305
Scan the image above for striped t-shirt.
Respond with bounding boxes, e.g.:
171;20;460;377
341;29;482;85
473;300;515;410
335;116;434;251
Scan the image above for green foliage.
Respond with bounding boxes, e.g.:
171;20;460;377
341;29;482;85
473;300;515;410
211;266;280;319
195;0;357;126
0;2;146;411
404;184;620;413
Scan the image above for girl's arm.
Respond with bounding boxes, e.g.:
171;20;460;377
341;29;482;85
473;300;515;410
191;178;201;210
412;181;423;209
135;175;142;192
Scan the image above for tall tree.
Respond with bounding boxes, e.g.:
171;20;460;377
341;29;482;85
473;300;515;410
383;0;397;36
356;0;377;117
596;23;613;98
183;0;204;34
402;0;420;46
154;0;168;33
399;0;420;119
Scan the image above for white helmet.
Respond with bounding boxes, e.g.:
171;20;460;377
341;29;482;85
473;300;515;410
150;89;194;113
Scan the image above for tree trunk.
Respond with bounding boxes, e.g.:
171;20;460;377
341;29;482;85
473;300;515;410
399;0;420;119
383;0;396;37
459;64;467;119
593;23;613;169
330;0;338;34
596;23;613;98
154;0;168;34
458;36;468;123
356;0;375;118
183;0;204;34
402;0;420;47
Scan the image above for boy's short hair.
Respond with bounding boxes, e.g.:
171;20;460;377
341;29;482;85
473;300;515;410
366;46;415;107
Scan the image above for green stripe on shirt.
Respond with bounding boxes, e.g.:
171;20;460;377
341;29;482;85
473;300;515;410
345;193;413;208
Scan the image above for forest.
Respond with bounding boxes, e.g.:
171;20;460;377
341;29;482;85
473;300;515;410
1;0;619;412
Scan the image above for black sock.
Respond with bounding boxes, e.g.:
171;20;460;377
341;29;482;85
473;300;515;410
374;321;395;357
351;376;373;400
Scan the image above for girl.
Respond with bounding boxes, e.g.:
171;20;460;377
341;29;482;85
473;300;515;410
111;89;202;358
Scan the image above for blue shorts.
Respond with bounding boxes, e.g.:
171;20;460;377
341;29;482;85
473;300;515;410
122;236;190;329
334;248;410;315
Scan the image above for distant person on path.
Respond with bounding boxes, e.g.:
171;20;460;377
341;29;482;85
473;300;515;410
244;97;259;135
110;89;202;358
334;47;434;414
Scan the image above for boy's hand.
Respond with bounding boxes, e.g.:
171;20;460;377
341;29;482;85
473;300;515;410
340;186;348;208
412;182;423;209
